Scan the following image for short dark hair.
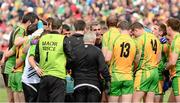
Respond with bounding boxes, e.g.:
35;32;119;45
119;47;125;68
166;18;180;32
22;12;39;24
117;20;130;30
74;20;86;31
46;17;54;27
106;15;118;27
157;23;167;36
62;24;70;31
130;22;144;31
27;23;38;35
51;18;62;30
90;21;100;31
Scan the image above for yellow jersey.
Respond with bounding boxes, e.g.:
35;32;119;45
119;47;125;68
110;34;137;81
136;32;161;70
102;27;120;51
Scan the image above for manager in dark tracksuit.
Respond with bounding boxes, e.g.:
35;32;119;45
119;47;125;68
70;31;111;102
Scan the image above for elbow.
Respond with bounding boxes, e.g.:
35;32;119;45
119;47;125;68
14;41;19;46
105;55;112;62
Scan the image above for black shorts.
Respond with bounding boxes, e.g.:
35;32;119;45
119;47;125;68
22;82;39;102
37;76;66;102
2;73;8;87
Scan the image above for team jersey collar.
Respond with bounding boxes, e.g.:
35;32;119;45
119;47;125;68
18;24;26;30
173;32;180;40
109;27;119;32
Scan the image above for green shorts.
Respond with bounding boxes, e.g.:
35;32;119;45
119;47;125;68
110;80;134;96
172;76;180;96
4;56;16;74
9;72;23;92
134;68;158;93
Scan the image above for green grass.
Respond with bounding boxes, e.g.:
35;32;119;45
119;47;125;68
0;88;8;102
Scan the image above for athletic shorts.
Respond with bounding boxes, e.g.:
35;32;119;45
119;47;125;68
9;72;23;92
158;71;164;81
134;68;158;92
155;80;164;95
110;80;134;96
172;76;180;96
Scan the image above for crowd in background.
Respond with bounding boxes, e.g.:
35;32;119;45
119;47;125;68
0;0;179;52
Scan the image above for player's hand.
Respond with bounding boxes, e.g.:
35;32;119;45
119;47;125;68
12;67;16;73
34;66;43;77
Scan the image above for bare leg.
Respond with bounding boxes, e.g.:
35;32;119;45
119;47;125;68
133;91;146;103
145;92;155;103
118;96;122;102
13;92;19;103
155;95;163;103
175;96;180;102
108;96;119;102
6;87;14;103
122;94;132;102
18;92;25;102
168;89;175;102
101;91;108;103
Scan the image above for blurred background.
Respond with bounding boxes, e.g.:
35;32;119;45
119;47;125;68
0;0;179;52
0;0;179;102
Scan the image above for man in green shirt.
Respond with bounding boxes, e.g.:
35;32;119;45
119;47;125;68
29;18;73;102
166;18;180;102
3;12;39;102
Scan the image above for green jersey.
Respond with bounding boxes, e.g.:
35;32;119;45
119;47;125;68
35;34;67;79
170;34;180;78
158;43;169;80
4;25;26;74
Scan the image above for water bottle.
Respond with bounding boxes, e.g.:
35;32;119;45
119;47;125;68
37;20;44;29
66;74;74;93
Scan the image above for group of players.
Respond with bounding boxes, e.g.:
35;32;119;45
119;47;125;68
0;12;179;102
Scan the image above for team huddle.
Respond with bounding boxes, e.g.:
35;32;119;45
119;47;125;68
0;12;180;102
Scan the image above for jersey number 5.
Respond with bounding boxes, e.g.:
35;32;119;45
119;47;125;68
120;42;130;58
151;39;157;54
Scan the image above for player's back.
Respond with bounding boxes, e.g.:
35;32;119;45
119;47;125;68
38;34;66;79
137;32;161;70
169;34;180;77
110;34;136;81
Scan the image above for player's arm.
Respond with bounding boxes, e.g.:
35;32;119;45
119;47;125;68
63;36;75;70
163;43;170;57
22;38;31;54
14;37;26;46
29;40;43;76
134;39;143;70
102;48;112;62
4;46;15;59
97;50;111;94
166;52;178;70
102;33;112;62
14;54;26;69
14;28;26;46
166;41;179;70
